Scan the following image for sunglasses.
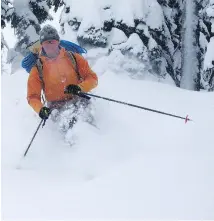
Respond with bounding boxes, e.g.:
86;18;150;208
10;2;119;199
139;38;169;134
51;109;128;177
42;40;59;45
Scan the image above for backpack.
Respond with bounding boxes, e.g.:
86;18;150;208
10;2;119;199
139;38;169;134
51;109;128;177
21;40;87;91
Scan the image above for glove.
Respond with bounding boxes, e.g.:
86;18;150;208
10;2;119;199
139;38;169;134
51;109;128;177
39;107;51;120
64;84;82;95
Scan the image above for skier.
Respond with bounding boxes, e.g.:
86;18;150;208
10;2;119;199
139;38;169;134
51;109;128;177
27;25;98;127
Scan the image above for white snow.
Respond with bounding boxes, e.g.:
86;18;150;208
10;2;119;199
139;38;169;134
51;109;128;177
141;0;164;30
61;0;164;33
113;33;148;59
199;32;208;52
136;23;150;36
13;0;39;25
2;1;214;220
108;28;128;45
2;67;214;219
206;3;214;17
204;37;214;70
2;22;16;48
1;33;9;50
148;36;158;50
77;1;103;35
110;0;135;27
206;0;214;32
25;25;40;43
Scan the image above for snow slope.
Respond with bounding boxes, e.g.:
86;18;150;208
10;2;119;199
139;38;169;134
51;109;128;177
2;67;214;219
2;2;214;219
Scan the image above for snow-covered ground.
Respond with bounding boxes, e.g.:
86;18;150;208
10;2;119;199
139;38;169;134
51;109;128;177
2;3;214;220
2;67;214;219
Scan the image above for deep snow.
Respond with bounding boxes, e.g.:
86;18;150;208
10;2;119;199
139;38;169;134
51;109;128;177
2;68;214;219
2;2;214;219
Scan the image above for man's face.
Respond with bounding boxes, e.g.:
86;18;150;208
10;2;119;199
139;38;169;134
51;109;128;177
42;40;60;57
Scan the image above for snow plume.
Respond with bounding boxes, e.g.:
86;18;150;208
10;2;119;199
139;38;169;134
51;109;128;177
2;65;214;220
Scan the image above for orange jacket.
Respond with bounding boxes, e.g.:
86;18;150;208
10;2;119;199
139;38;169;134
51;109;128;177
27;48;98;113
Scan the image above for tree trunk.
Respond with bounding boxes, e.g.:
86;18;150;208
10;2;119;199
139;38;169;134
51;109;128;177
180;0;200;90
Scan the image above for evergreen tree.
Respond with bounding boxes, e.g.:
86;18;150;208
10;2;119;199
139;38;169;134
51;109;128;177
201;0;214;91
2;0;213;91
11;0;52;56
1;0;13;28
1;0;13;49
47;0;64;12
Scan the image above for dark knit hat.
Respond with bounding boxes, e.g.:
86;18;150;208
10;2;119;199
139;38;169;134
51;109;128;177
39;25;60;44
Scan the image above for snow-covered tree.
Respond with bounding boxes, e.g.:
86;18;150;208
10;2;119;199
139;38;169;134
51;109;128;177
200;0;214;91
3;0;213;90
158;0;184;85
57;0;213;90
59;0;174;80
1;0;13;73
1;33;9;50
1;0;13;50
47;0;64;12
1;32;10;74
1;0;13;29
202;37;214;91
10;0;52;56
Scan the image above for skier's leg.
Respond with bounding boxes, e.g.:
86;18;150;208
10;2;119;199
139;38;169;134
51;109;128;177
54;98;80;132
73;97;97;126
47;100;67;122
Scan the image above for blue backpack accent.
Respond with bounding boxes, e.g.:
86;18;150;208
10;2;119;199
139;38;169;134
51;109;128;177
21;40;87;73
60;40;87;54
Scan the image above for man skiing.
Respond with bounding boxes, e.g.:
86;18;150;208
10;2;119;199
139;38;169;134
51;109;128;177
27;25;98;126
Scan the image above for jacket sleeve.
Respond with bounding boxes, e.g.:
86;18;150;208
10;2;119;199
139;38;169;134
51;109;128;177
27;66;43;113
74;53;98;92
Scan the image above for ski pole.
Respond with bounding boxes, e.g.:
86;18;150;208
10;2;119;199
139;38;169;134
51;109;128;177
78;92;192;123
23;119;44;157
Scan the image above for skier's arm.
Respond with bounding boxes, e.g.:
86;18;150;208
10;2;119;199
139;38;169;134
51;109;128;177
74;53;98;92
27;66;43;113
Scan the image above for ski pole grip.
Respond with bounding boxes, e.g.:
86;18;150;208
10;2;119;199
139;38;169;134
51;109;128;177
78;92;91;100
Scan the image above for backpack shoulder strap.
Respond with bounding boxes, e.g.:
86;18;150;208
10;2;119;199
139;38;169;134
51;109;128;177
35;57;45;91
66;50;83;81
34;56;46;103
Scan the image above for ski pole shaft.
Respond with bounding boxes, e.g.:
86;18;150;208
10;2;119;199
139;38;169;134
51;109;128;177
78;92;192;122
23;119;44;157
77;92;91;100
